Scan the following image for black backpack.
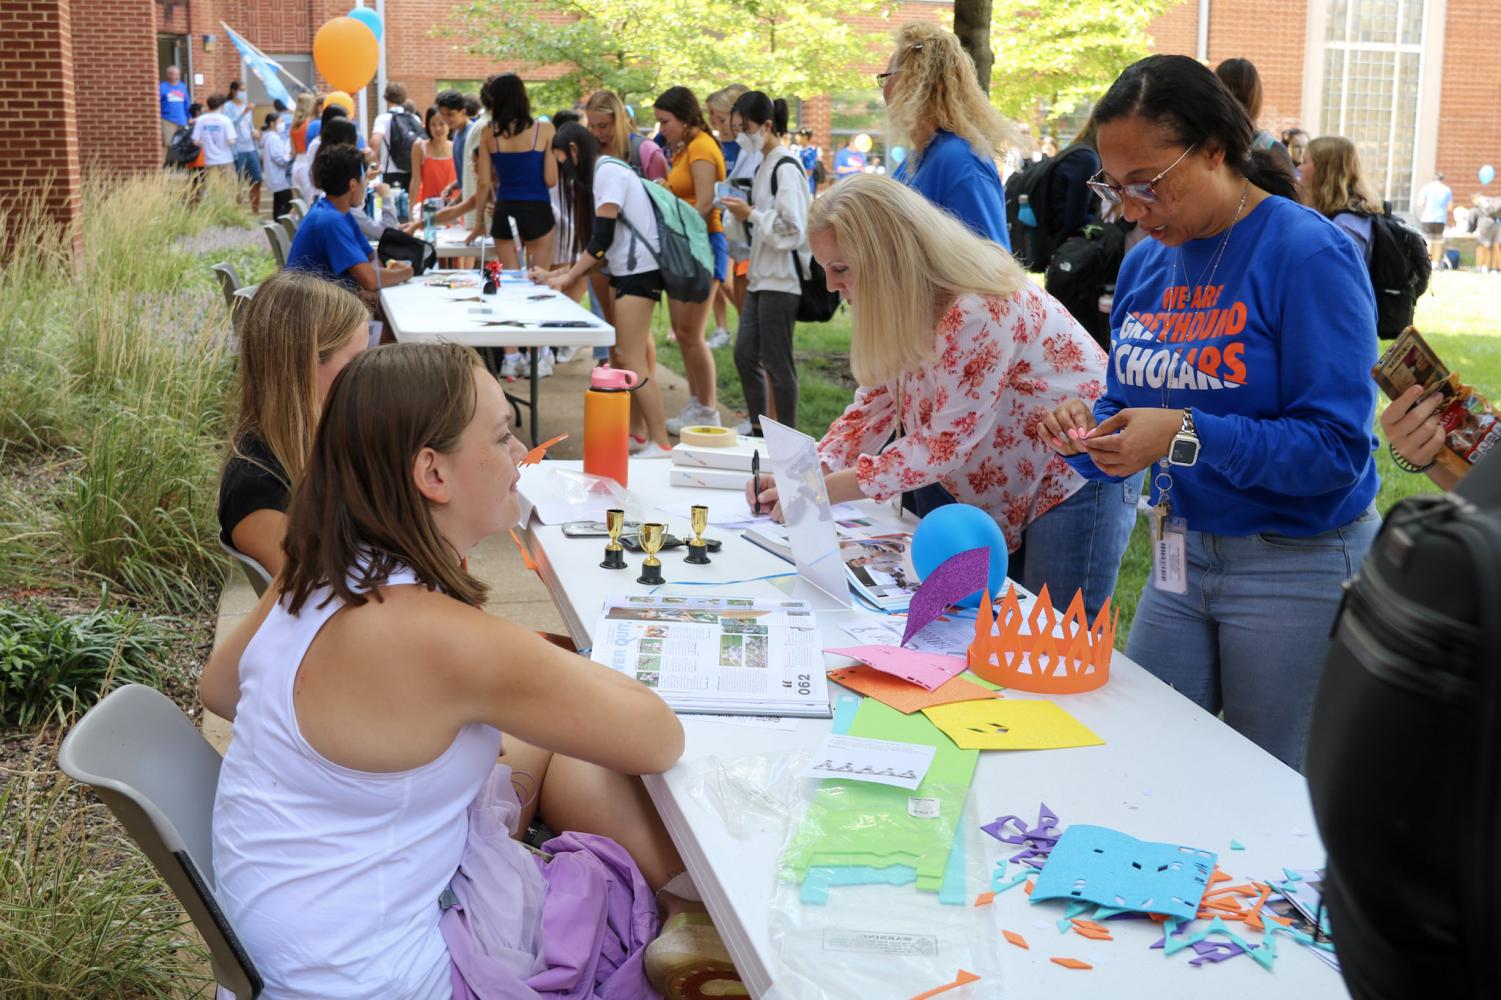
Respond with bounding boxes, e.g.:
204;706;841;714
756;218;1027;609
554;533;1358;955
1044;220;1132;352
166;126;199;168
1359;204;1432;339
1306;449;1501;999
1004;145;1093;270
376;228;438;275
384;111;423;174
767;158;842;323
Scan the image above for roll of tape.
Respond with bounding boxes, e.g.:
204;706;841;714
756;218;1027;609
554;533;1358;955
680;425;737;448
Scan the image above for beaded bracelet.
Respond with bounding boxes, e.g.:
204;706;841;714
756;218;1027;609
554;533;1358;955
1389;442;1437;474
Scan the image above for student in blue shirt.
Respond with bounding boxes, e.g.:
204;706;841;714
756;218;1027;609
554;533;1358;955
881;22;1013;251
288;144;412;295
1038;55;1381;771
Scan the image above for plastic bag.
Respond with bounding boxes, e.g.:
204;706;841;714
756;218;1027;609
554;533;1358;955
765;777;1002;1000
684;750;810;837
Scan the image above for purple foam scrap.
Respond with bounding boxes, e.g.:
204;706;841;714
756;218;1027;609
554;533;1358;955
983;803;1063;869
902;547;991;645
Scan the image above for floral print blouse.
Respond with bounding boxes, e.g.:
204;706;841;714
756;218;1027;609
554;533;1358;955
817;287;1108;550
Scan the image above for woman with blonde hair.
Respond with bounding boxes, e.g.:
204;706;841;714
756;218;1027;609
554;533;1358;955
289;92;321;203
882;21;1017;249
1300;135;1384;262
218;269;369;578
583;90;668;181
747;174;1137;618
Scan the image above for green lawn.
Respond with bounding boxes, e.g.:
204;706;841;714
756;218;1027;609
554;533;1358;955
656;271;1501;646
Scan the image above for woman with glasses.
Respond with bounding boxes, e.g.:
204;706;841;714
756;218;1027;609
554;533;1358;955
747;174;1138;621
881;22;1015;249
1039;55;1381;771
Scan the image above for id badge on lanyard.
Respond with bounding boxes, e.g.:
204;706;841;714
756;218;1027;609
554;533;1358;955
1150;461;1187;594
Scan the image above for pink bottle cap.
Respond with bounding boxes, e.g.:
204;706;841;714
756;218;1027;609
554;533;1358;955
589;366;639;390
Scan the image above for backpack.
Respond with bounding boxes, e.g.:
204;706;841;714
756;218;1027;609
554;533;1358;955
627;133;647;177
384;111;423;174
1305;448;1501;999
1004;144;1093;271
1044;220;1132;352
602;156;714;304
768;157;842;323
1358;204;1432;339
812;157;827;187
166;126;199;168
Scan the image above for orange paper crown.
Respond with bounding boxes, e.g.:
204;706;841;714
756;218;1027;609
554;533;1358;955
967;584;1116;694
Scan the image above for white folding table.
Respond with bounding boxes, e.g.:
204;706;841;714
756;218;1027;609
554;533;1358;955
380;271;614;443
521;459;1348;999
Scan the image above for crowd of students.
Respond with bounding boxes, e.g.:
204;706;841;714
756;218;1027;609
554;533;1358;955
197;24;1485;1000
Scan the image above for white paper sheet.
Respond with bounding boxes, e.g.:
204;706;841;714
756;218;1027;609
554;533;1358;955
802;734;937;790
759;417;849;607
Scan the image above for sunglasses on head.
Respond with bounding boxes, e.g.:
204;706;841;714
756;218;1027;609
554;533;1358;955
1086;144;1197;206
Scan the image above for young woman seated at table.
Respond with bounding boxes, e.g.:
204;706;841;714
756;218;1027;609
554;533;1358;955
287;143;413;294
218;270;369;577
201;341;741;1000
746;174;1139;619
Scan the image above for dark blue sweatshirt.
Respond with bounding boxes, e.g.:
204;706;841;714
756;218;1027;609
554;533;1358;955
1064;196;1380;537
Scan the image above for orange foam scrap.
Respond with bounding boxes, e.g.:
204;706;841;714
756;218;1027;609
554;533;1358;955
1024;879;1035;896
1071;919;1110;933
508;528;539;573
1071;925;1114;941
908;969;980;1000
967;584;1115;693
1003;930;1030;950
1242;884;1274;931
974;891;996;907
1050;957;1094;970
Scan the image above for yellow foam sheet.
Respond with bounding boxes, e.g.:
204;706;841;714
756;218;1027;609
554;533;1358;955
921;698;1104;751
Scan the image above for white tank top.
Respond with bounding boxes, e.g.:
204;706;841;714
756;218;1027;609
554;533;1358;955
212;569;502;999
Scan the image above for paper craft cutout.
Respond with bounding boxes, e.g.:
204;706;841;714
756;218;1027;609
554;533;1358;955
974;891;996;907
802;734;936;790
938;811;968;906
760;417;849;606
908;970;980;1000
1070;919;1114;941
826;645;967;691
520;432;569;466
968;584;1115;694
902;547;990;645
828;665;999;715
992;868;1031;894
1003;930;1029;950
922;699;1103;751
982;802;1062;869
1230;839;1245;851
800;864;914;905
1050;957;1092;970
1029;825;1218;922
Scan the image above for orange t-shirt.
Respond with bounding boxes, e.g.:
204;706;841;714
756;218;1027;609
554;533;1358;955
668;129;726;234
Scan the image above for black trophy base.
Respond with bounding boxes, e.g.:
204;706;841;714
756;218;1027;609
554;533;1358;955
600;546;627;570
637;561;665;585
684;541;711;565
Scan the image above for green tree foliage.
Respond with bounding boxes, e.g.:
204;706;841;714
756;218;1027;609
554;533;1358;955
988;0;1180;133
446;0;889;109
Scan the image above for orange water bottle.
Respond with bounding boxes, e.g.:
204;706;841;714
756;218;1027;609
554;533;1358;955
583;366;639;487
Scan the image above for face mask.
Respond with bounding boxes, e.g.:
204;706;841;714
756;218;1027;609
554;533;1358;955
233;92;245;104
736;130;761;156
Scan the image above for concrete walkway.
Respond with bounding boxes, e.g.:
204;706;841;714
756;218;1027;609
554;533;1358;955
205;350;699;751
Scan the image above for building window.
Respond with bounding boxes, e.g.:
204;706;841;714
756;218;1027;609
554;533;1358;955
1321;0;1427;212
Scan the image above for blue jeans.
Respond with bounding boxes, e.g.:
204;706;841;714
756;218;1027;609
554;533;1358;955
1125;506;1381;772
233;150;262;184
1010;473;1142;621
709;231;729;282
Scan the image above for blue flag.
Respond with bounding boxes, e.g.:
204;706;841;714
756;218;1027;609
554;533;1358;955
223;23;296;107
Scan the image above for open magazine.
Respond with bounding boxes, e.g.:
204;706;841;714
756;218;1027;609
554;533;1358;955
589;594;832;718
742;517;918;612
1374;327;1501;475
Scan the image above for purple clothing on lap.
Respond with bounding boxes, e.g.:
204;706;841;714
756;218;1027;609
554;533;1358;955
440;767;661;999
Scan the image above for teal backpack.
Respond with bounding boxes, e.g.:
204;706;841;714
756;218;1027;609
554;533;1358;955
600;155;713;303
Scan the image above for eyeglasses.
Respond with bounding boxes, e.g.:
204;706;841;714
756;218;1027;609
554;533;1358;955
875;70;899;85
1087;144;1197;206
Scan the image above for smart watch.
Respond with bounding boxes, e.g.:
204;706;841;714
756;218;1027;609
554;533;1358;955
1168;408;1200;467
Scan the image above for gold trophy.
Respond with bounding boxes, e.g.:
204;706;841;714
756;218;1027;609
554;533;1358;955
637;522;666;585
600;508;627;569
684;504;711;565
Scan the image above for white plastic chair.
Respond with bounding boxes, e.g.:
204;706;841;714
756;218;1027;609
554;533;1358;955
219;538;272;597
276;214;297;244
261;222;289;268
57;684;263;999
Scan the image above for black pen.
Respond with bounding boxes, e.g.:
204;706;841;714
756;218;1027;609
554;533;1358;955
751;450;761;516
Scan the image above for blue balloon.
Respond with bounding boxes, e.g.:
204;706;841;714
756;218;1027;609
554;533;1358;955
890;145;907;165
1480;164;1496;186
910;504;1009;608
347;7;383;40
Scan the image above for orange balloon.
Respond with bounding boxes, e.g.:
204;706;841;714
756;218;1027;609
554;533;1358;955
313;17;378;94
323;90;355;117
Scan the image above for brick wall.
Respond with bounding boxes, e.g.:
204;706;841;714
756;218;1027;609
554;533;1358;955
0;0;83;253
1435;0;1501;210
75;0;162;175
